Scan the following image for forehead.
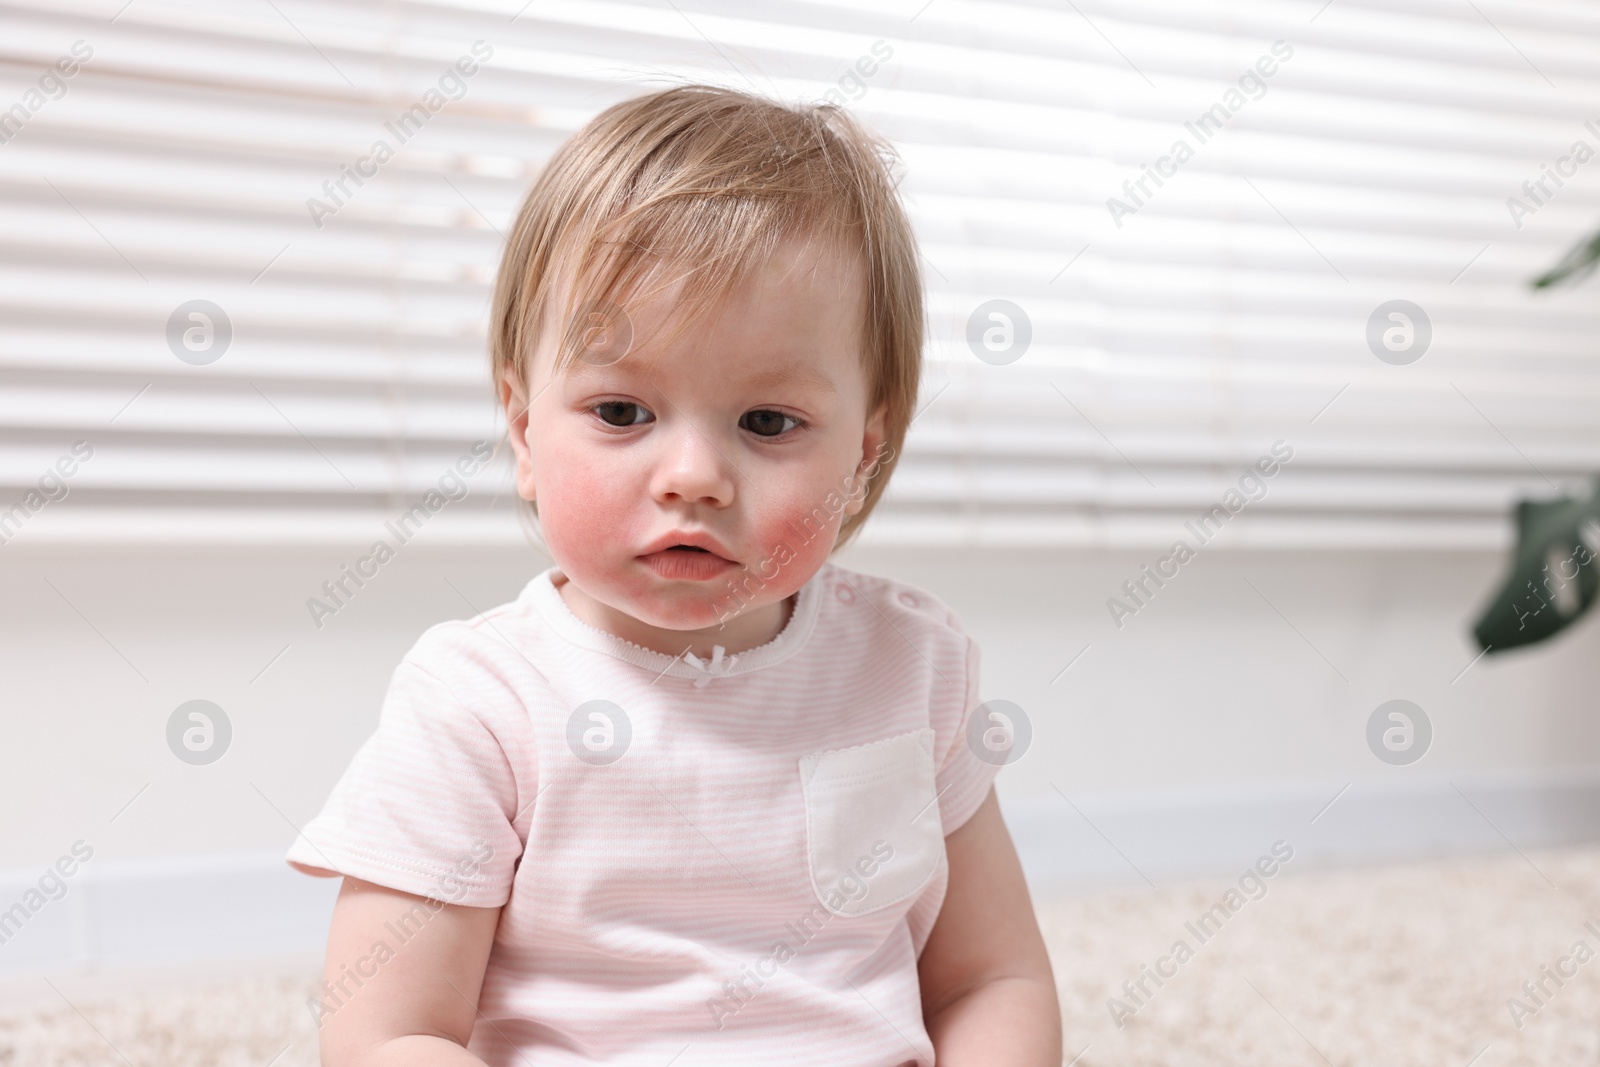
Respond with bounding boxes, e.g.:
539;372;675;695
687;229;865;328
556;233;867;390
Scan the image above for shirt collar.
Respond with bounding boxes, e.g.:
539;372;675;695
525;562;826;683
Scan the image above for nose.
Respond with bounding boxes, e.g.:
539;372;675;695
649;416;736;509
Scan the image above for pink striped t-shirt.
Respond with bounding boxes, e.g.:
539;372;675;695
287;558;1000;1066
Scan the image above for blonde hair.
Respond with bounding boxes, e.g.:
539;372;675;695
490;84;923;549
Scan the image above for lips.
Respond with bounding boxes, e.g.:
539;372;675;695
638;530;738;581
639;530;735;559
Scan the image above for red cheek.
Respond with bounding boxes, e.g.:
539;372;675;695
746;498;843;589
534;439;644;573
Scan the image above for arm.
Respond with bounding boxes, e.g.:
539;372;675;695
318;877;503;1067
918;788;1063;1066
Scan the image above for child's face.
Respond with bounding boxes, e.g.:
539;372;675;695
502;233;887;645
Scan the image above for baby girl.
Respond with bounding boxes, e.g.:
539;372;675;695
287;83;1061;1066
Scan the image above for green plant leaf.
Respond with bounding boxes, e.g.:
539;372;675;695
1533;228;1600;289
1471;481;1600;653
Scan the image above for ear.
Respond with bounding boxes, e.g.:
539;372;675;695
843;402;890;517
498;366;539;503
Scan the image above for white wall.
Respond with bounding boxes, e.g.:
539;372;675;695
6;538;1600;866
2;537;1598;969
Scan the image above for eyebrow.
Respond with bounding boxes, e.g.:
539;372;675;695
740;363;838;395
569;359;839;395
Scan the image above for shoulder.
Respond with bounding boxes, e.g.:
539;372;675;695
819;560;971;641
387;577;561;727
815;561;977;678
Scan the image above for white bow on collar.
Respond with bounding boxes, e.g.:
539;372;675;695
682;644;739;687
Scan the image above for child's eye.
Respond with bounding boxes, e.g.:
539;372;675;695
593;401;653;427
741;409;803;437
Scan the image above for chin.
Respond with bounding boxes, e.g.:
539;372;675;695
625;592;728;632
585;567;734;631
639;574;799;635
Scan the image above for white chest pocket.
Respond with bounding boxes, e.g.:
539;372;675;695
798;728;945;918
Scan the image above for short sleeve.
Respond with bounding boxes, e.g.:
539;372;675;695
285;629;533;908
933;628;1000;835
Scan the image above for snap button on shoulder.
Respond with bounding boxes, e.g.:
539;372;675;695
897;591;918;608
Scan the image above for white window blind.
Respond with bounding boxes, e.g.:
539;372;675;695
3;0;1598;548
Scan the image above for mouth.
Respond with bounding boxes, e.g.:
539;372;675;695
638;542;738;581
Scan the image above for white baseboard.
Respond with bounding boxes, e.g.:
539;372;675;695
4;768;1600;980
0;850;339;979
1008;764;1600;894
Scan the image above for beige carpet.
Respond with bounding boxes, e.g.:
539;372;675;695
5;847;1600;1066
